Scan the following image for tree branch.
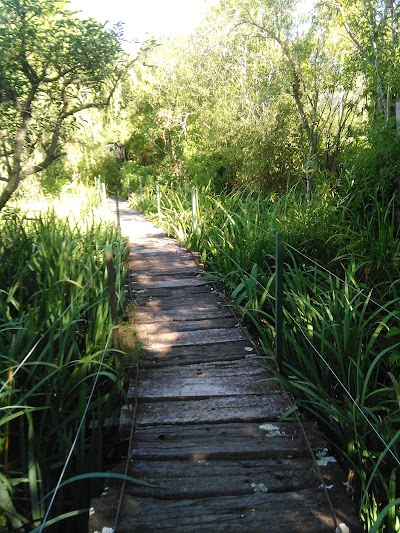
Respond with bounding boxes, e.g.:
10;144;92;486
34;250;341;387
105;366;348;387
1;136;12;178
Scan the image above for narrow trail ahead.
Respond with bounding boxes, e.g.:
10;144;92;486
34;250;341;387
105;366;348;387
89;199;360;532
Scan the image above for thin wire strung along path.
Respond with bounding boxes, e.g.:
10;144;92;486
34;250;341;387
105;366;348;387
89;199;361;533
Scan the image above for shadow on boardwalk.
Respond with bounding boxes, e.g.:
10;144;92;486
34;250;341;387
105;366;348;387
89;200;361;532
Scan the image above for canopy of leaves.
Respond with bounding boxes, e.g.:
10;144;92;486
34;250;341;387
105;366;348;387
0;0;130;209
123;0;375;192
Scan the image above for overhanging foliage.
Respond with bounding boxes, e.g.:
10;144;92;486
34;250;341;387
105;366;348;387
0;0;132;210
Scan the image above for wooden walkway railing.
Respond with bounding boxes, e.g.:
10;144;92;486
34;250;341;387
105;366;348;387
89;203;361;532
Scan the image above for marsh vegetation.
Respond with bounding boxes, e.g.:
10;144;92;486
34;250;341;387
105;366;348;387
1;0;400;530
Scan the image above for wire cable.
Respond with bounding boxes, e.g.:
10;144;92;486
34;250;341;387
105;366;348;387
284;242;400;322
283;305;400;468
38;326;114;532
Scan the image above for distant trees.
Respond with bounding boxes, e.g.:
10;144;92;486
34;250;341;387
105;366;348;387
1;0;397;203
327;0;400;124
122;0;400;196
0;0;131;210
124;0;361;192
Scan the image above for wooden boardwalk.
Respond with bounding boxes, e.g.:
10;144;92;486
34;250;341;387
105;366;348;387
89;202;361;532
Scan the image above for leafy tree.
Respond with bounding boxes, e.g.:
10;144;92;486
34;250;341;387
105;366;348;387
0;0;131;210
237;0;361;187
124;0;364;194
318;0;400;202
126;9;304;191
324;0;400;123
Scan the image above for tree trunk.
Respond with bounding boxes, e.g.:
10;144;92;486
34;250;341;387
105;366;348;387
0;170;21;210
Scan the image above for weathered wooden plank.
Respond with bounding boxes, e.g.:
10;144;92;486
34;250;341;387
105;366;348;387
120;393;292;431
139;352;249;367
115;457;344;498
136;306;232;324
158;285;218;297
89;488;361;533
139;341;259;367
131;267;201;278
141;344;255;360
130;261;198;270
133;277;208;289
137;358;267;379
134;292;227;308
127;458;318;496
135;317;240;334
131;252;196;259
129;251;198;262
135;306;234;323
128;372;277;400
133;284;213;298
128;422;325;460
130;257;199;269
131;246;188;254
134;272;200;283
138;328;247;350
128;286;215;307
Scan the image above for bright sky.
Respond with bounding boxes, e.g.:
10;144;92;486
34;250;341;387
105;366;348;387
67;0;316;52
67;0;213;43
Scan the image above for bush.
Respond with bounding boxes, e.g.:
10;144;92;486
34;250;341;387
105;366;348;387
340;121;400;204
91;153;123;195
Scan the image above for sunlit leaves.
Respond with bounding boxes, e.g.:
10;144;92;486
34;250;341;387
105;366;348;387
0;0;131;210
322;0;400;119
124;0;365;192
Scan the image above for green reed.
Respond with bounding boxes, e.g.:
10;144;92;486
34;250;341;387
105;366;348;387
130;180;400;531
277;257;399;530
0;189;128;531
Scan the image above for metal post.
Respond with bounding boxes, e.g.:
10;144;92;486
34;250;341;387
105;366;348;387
275;232;283;368
116;195;120;232
192;187;198;233
94;176;100;199
4;369;13;469
156;182;161;223
104;245;121;371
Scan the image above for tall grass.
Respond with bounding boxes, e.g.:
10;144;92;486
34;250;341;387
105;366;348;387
0;186;128;531
278;257;400;531
130;179;400;531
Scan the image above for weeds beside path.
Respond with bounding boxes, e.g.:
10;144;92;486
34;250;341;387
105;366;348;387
0;187;128;532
